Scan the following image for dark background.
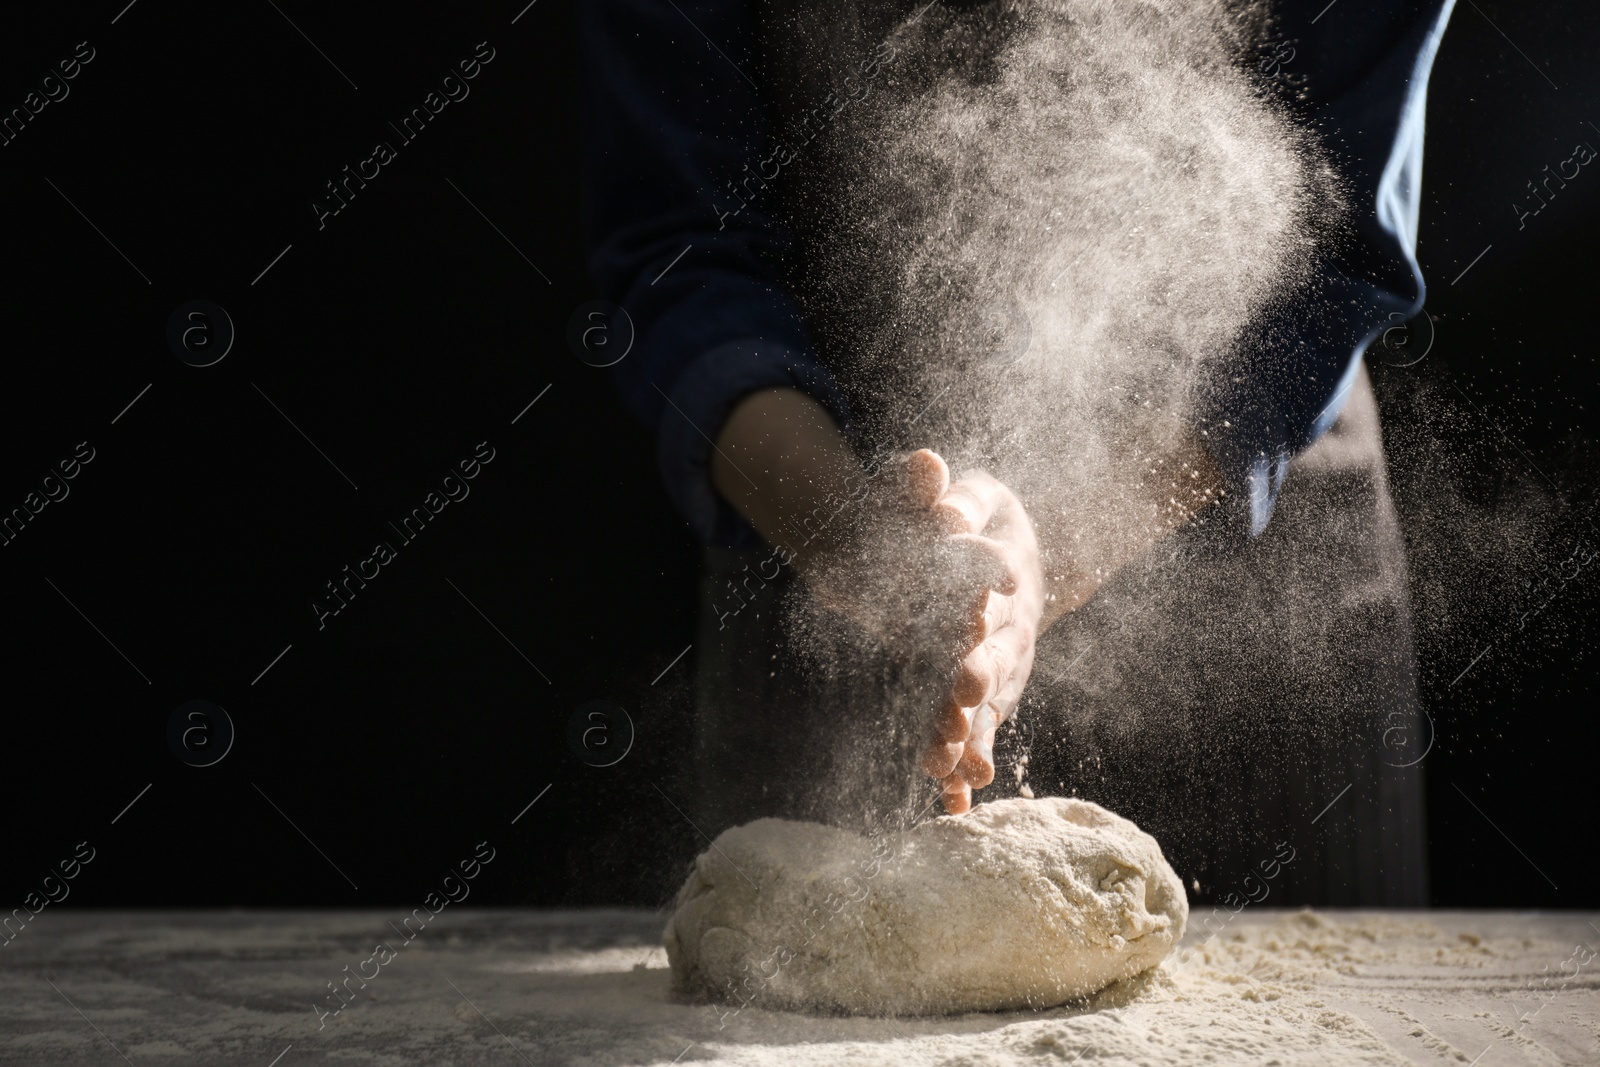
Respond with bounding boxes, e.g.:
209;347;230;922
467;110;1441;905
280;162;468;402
0;1;1594;913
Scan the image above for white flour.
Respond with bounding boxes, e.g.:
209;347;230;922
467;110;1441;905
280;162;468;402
5;909;1594;1064
638;911;1584;1066
664;797;1187;1015
790;0;1333;524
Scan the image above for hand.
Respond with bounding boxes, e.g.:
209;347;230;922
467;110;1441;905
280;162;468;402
907;451;1044;814
801;449;1044;815
711;389;1221;816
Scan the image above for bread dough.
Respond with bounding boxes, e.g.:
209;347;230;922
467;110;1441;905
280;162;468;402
664;797;1187;1015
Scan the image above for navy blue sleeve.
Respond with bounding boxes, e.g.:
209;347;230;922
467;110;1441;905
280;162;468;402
1202;0;1456;534
577;0;852;548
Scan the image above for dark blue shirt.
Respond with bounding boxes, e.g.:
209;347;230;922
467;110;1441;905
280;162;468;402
579;0;1456;545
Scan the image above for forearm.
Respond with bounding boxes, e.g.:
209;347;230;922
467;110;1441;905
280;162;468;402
710;387;862;572
712;387;1225;628
581;2;851;549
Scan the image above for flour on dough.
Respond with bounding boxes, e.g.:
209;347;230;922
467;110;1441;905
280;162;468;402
664;797;1188;1015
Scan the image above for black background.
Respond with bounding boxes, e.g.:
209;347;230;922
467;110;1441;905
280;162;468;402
0;0;1594;913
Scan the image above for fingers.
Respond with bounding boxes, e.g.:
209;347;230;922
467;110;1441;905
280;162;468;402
952;557;1024;661
952;648;992;709
939;776;972;815
932;701;972;743
953;623;1022;707
956;590;989;651
923;701;969;780
946;477;1040;614
955;703;1000;789
930;604;1040;804
934;471;1009;536
982;617;1035;727
956;748;995;790
928;705;997;804
909;458;1032;612
901;458;1044;814
988;666;1027;726
922;739;963;779
949;533;1021;597
977;588;1015;647
905;449;950;509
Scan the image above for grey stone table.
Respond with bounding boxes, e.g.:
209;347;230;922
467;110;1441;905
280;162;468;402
2;909;1596;1065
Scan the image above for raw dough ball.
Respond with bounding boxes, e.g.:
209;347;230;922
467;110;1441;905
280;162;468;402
664;797;1187;1015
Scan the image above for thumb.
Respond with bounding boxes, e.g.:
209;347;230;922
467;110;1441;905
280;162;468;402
905;449;949;509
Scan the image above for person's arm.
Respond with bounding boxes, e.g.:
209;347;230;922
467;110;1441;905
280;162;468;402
713;388;1224;813
705;388;860;573
1202;0;1455;533
577;0;852;548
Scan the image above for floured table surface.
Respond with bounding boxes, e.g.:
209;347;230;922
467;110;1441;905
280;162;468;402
1;909;1595;1065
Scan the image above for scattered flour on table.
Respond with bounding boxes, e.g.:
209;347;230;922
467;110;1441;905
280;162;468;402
637;912;1498;1065
664;797;1187;1014
12;909;1576;1066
